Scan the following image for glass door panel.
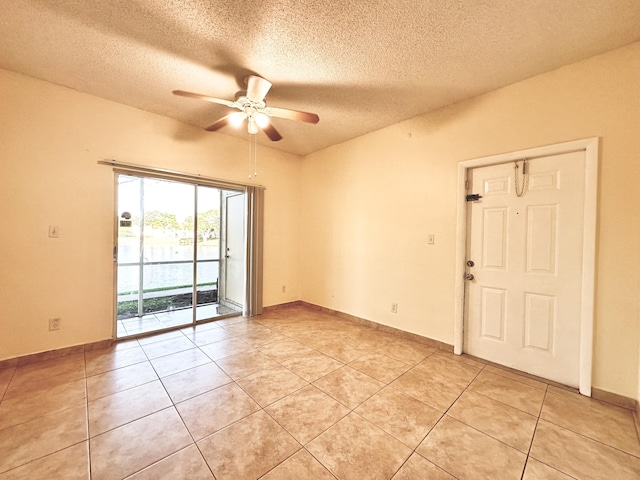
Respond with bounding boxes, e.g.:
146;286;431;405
195;186;221;321
116;175;142;337
141;178;195;328
116;175;195;336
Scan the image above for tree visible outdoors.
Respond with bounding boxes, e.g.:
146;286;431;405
144;210;180;236
122;208;221;240
184;209;220;240
198;209;220;240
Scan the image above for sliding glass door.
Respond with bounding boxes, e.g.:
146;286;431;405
115;173;243;338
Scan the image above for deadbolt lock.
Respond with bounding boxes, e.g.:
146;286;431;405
466;260;474;267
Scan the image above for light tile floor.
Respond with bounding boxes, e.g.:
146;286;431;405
1;305;639;479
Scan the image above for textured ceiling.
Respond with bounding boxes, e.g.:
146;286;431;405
1;1;640;156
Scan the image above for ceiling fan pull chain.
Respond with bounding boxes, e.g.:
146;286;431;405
248;133;253;179
254;136;258;178
247;132;258;179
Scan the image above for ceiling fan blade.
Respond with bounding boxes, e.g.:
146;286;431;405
205;112;244;132
267;107;319;124
261;123;283;141
172;90;235;107
246;76;272;103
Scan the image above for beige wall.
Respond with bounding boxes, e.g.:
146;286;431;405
0;68;301;361
301;42;640;399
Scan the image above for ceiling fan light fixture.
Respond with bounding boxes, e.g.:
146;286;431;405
229;111;246;127
255;113;270;128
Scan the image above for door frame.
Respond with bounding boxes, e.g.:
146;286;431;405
453;137;599;396
111;170;246;339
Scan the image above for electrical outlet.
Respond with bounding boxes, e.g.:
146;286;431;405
49;318;61;331
49;225;60;238
391;303;398;314
281;285;286;293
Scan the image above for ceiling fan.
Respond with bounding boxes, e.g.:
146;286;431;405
173;75;319;141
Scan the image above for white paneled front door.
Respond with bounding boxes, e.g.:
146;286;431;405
464;150;586;387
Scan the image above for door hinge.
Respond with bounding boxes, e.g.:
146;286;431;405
466;193;483;202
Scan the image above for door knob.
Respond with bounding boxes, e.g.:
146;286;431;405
465;273;475;281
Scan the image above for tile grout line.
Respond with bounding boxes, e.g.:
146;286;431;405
520;387;548;480
535;415;640;460
0;367;17;404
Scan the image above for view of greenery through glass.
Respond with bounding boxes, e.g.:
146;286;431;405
116;176;221;320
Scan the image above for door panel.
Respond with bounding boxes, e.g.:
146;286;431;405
524;293;555;352
480;287;506;341
482;208;508;269
464;151;586;386
224;193;245;306
526;205;557;273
